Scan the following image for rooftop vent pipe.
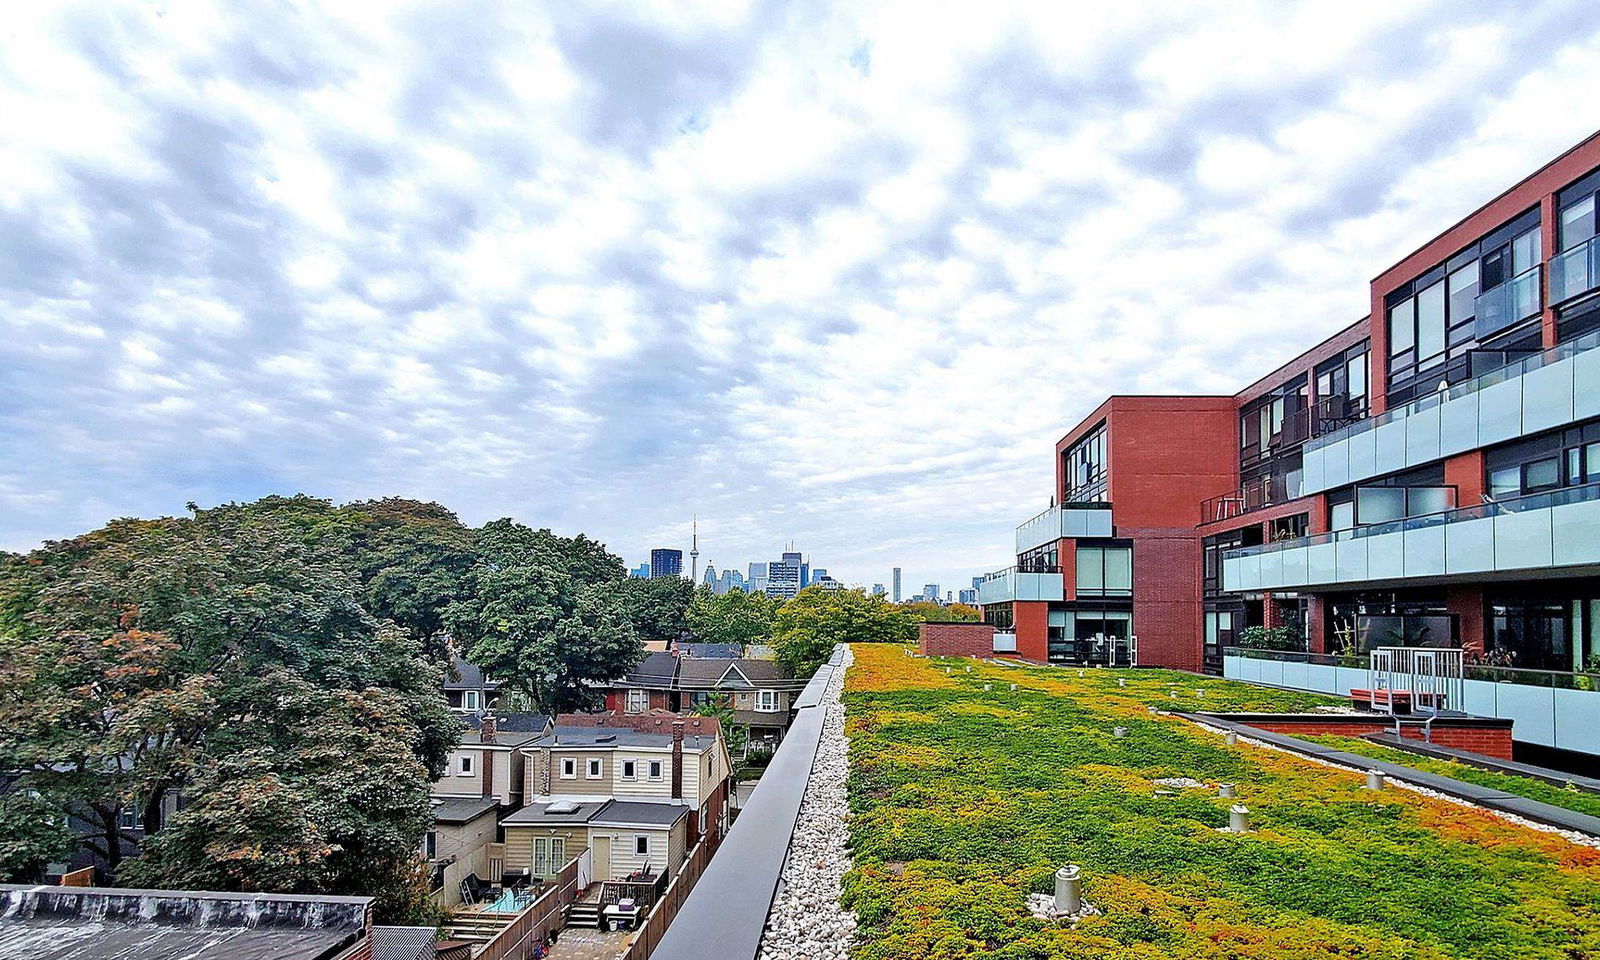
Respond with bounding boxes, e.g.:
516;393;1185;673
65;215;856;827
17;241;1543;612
1224;731;1239;747
1218;783;1236;799
1054;865;1082;915
1365;769;1385;790
1112;726;1127;739
1229;804;1251;833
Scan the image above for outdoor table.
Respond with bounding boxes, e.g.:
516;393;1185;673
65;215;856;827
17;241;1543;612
603;904;640;931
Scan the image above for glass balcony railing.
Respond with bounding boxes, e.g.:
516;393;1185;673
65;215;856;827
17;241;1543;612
1473;266;1541;339
1222;480;1600;560
1303;328;1600;455
1200;471;1304;524
1223;646;1600;691
1551;235;1600;305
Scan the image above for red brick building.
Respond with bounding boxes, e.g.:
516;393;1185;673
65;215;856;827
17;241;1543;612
978;131;1600;676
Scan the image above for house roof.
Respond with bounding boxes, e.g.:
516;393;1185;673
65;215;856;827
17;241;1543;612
499;799;610;827
464;712;551;734
620;651;680;686
429;796;499;825
677;642;742;659
534;714;723;749
500;799;688;830
535;727;680;750
0;885;371;960
370;926;436;960
588;801;690;829
676;658;786;688
443;654;501;692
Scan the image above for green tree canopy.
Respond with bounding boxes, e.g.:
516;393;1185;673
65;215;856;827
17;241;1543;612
614;576;695;646
687;586;780;650
0;499;455;919
772;587;917;674
900;600;981;622
443;519;641;713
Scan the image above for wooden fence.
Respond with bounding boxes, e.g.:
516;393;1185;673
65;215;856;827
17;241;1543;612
476;852;585;960
58;867;94;887
616;839;712;960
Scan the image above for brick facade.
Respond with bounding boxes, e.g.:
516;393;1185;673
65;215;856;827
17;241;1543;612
1222;715;1514;761
918;622;995;658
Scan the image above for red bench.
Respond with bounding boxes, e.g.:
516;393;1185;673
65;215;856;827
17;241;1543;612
1349;689;1447;711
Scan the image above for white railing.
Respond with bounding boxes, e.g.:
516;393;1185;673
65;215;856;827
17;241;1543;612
1369;646;1464;716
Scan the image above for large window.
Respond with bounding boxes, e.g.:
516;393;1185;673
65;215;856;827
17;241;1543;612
1061;423;1109;503
1076;544;1132;597
1553;170;1600;306
1046;609;1134;666
1240;378;1308;470
1386;207;1542;403
1314;342;1370;431
625;689;647;714
1486;421;1600;499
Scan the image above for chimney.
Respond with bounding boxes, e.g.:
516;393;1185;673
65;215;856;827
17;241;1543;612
671;720;685;801
480;714;497;743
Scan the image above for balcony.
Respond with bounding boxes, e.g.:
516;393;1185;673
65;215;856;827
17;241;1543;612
976;566;1065;604
1014;503;1113;554
1551;235;1600;305
1221;482;1600;593
1200;471;1304;524
1473;265;1542;339
1301;330;1600;496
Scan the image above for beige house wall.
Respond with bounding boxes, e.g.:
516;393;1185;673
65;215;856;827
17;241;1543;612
433;813;497;867
501;824;591;876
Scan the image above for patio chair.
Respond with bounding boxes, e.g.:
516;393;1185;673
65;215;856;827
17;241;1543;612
460;873;495;905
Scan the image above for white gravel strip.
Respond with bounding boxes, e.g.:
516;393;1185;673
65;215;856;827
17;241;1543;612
759;645;858;960
1190;719;1600;849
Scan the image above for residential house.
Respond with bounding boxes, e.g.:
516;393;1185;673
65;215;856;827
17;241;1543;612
600;651;679;715
501;715;731;882
675;658;793;747
597;654;797;747
443;653;502;713
432;712;551;808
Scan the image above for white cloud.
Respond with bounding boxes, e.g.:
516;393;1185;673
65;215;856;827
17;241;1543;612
3;0;1600;592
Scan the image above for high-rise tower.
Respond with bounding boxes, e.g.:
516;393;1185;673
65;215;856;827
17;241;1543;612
690;516;699;584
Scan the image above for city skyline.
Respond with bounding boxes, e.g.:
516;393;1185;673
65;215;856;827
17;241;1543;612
5;4;1600;590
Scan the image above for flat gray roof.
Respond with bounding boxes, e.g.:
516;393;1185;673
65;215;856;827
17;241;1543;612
588;801;690;828
429;796;499;824
499;800;609;827
0;885;370;960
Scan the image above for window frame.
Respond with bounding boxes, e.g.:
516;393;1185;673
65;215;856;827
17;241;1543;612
648;759;663;781
625;688;648;714
560;757;577;780
635;834;650;857
458;754;475;777
586;757;604;780
621;759;637;781
755;689;779;712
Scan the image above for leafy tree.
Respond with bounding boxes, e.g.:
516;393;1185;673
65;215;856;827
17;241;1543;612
772;587;917;675
338;498;477;656
687;587;780;650
900;600;981;623
614;576;695;646
0;788;75;882
444;520;641;713
0;499;455;920
690;692;748;759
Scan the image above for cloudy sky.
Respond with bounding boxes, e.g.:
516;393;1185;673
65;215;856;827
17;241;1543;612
3;1;1600;589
